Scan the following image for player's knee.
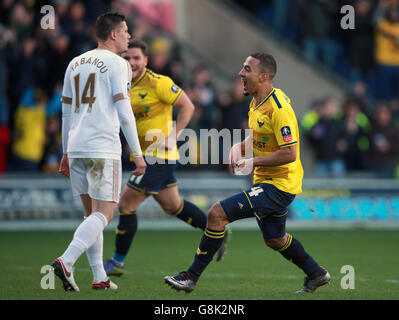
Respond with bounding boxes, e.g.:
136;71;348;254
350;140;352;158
118;196;135;213
160;199;181;215
207;202;228;227
163;204;180;215
118;201;128;213
264;236;286;250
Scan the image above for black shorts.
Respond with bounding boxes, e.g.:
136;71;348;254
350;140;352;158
220;183;295;239
126;161;178;195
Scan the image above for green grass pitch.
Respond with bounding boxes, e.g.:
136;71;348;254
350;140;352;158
0;229;398;300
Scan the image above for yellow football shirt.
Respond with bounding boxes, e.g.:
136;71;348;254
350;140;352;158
12;104;46;162
249;88;303;194
129;68;183;161
375;18;399;66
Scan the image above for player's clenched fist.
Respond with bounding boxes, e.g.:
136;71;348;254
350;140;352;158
132;156;146;176
229;143;242;174
58;154;70;178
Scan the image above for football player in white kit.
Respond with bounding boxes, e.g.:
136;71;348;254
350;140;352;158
51;12;146;291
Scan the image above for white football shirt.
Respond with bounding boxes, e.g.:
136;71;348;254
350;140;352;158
62;48;132;160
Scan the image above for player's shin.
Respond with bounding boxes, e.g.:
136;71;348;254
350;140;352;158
277;233;320;277
60;212;108;268
188;228;225;276
114;210;138;263
86;232;108;282
173;200;207;230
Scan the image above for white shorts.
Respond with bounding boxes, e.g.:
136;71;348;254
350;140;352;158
69;158;122;202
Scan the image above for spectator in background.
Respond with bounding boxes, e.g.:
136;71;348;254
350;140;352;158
216;78;250;170
41;115;62;173
49;33;72;86
54;0;71;34
217;78;249;133
341;98;371;171
0;113;10;173
349;81;371;114
298;0;339;69
272;0;301;43
9;2;34;42
8;87;47;172
42;84;63;172
189;64;216;130
303;97;347;178
147;37;184;86
390;98;399;127
82;0;111;25
46;83;63;117
345;0;375;83
0;30;11;172
148;38;171;74
65;1;91;56
375;5;399;101
183;64;216;167
167;35;185;87
366;102;399;177
0;0;13;26
8;37;39;109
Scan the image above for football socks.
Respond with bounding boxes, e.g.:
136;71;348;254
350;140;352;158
86;231;108;282
278;234;320;276
60;212;108;269
174;200;207;230
188;228;225;276
114;210;137;263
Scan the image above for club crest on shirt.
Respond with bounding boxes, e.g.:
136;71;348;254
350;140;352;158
139;92;148;99
171;85;179;93
280;126;292;142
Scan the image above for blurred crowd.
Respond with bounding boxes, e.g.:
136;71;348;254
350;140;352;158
235;0;399;178
236;0;399;101
301;88;399;178
0;0;250;174
0;0;398;178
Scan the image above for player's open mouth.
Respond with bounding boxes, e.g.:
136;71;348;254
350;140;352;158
242;78;247;89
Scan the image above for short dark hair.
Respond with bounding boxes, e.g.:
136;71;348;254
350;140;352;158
95;12;126;42
250;53;277;80
128;39;148;55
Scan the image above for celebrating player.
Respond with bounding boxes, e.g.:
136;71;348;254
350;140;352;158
164;53;330;294
51;12;146;291
103;39;230;276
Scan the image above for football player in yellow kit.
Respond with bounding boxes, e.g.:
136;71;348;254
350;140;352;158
104;39;230;276
164;53;330;294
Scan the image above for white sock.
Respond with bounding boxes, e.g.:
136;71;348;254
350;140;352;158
60;212;108;269
86;231;108;282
